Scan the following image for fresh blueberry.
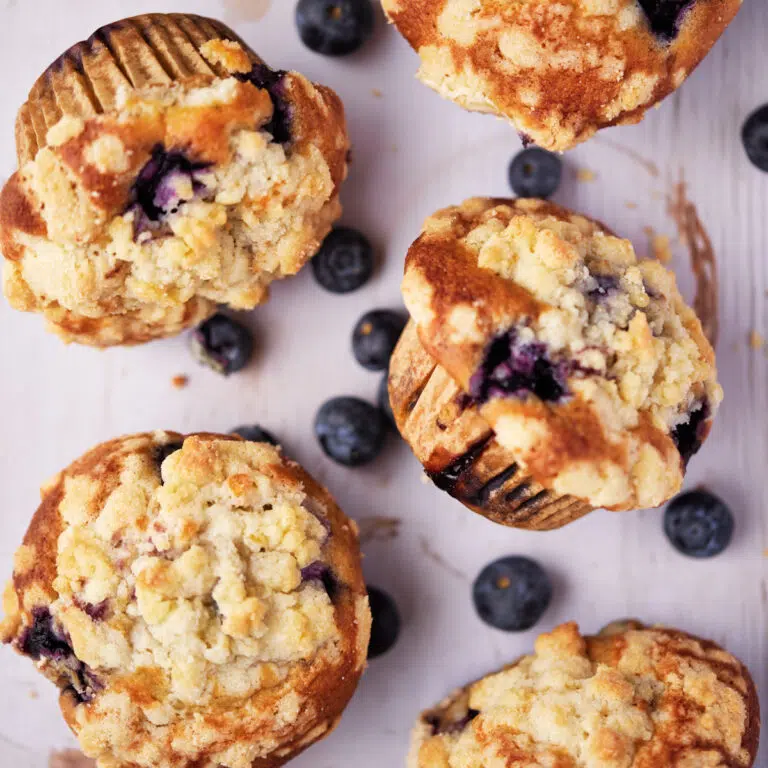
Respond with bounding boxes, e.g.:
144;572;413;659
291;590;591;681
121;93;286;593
469;328;570;405
315;396;386;466
191;314;254;376
296;0;375;57
473;556;552;632
663;489;734;558
231;425;279;445
638;0;692;40
742;104;768;173
508;148;562;199
352;310;406;372
378;374;395;427
367;586;401;659
311;227;374;293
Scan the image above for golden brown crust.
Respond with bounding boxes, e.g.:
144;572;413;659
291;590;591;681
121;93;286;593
1;432;370;768
383;0;743;151
401;197;721;512
1;14;349;346
390;320;592;530
410;622;760;768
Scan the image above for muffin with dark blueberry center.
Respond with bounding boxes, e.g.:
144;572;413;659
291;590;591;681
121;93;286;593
0;431;370;768
410;621;760;768
0;13;349;346
390;197;721;529
382;0;742;151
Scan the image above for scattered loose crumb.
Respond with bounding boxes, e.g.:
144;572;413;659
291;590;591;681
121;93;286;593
576;168;597;183
28;688;39;699
371;88;383;98
171;374;189;390
49;750;96;768
643;227;672;264
748;330;764;350
419;536;467;581
357;516;401;544
625;201;638;209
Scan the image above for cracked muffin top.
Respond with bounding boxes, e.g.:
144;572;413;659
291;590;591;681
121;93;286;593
0;432;370;768
0;14;349;346
402;197;721;511
410;621;760;768
382;0;742;151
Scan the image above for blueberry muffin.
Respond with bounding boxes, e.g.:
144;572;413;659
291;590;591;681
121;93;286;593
390;198;721;527
0;432;370;768
0;14;349;346
382;0;742;151
410;621;760;767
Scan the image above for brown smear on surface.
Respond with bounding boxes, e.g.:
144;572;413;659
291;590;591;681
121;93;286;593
593;136;660;178
667;179;719;349
49;751;96;768
358;516;401;544
419;536;467;581
221;0;271;21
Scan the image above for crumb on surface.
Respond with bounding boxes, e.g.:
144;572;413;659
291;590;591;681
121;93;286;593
625;201;638;209
371;88;383;98
644;227;672;263
748;330;764;350
576;168;597;183
171;374;189;389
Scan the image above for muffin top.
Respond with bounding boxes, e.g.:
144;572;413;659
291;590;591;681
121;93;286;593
402;197;721;511
410;621;760;768
0;14;349;345
382;0;742;151
0;432;370;768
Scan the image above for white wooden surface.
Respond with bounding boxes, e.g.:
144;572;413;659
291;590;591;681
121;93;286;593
0;1;766;766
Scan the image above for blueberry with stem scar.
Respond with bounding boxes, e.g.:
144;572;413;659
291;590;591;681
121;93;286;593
473;556;552;631
311;227;374;294
352;310;406;372
296;0;375;57
664;489;733;558
508;148;562;199
315;397;386;466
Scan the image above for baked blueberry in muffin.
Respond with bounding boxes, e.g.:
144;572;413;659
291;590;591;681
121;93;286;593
390;197;721;528
410;621;760;767
382;0;742;151
0;14;349;345
0;432;370;768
